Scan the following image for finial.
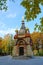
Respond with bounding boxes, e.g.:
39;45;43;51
22;16;24;21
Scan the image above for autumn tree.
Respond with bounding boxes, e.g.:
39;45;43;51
2;34;14;55
31;32;43;55
31;32;40;49
21;0;43;20
0;37;3;55
21;0;43;32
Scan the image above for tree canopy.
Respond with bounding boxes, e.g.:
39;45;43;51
34;17;43;32
0;0;7;11
21;0;43;21
21;0;43;32
0;0;14;11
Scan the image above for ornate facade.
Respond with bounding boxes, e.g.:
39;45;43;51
12;19;33;57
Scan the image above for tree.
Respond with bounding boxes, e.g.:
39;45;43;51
21;0;43;20
2;34;14;55
31;32;41;49
0;37;2;48
0;0;7;11
31;32;43;55
21;0;43;32
0;0;14;11
0;37;3;55
34;17;43;32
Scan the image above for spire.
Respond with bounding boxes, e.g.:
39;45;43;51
22;16;24;22
21;16;26;29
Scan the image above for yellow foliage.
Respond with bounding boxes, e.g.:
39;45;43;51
31;32;43;44
33;50;38;55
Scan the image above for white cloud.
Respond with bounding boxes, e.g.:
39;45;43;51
6;13;16;18
0;28;16;37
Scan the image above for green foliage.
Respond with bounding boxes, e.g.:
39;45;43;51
39;49;43;56
0;0;14;11
21;0;43;32
0;0;7;11
34;17;43;32
33;49;43;56
21;0;43;21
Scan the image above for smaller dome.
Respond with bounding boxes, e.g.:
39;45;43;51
18;29;25;34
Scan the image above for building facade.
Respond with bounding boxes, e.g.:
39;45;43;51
12;19;33;57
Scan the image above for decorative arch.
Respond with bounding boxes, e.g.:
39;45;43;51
16;38;27;45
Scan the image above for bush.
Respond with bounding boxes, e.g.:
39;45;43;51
33;50;38;56
39;49;43;56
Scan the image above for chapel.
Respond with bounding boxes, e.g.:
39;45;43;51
12;18;33;57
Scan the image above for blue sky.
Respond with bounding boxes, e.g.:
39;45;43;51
0;0;43;37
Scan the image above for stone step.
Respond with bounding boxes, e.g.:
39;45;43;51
12;56;33;60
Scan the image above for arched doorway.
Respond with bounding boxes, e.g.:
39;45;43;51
19;47;24;56
16;39;27;56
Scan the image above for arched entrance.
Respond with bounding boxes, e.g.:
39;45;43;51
19;47;24;56
16;39;27;56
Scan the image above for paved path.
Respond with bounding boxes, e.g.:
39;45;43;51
12;56;33;59
0;56;43;65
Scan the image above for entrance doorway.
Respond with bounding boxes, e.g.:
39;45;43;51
19;47;24;56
